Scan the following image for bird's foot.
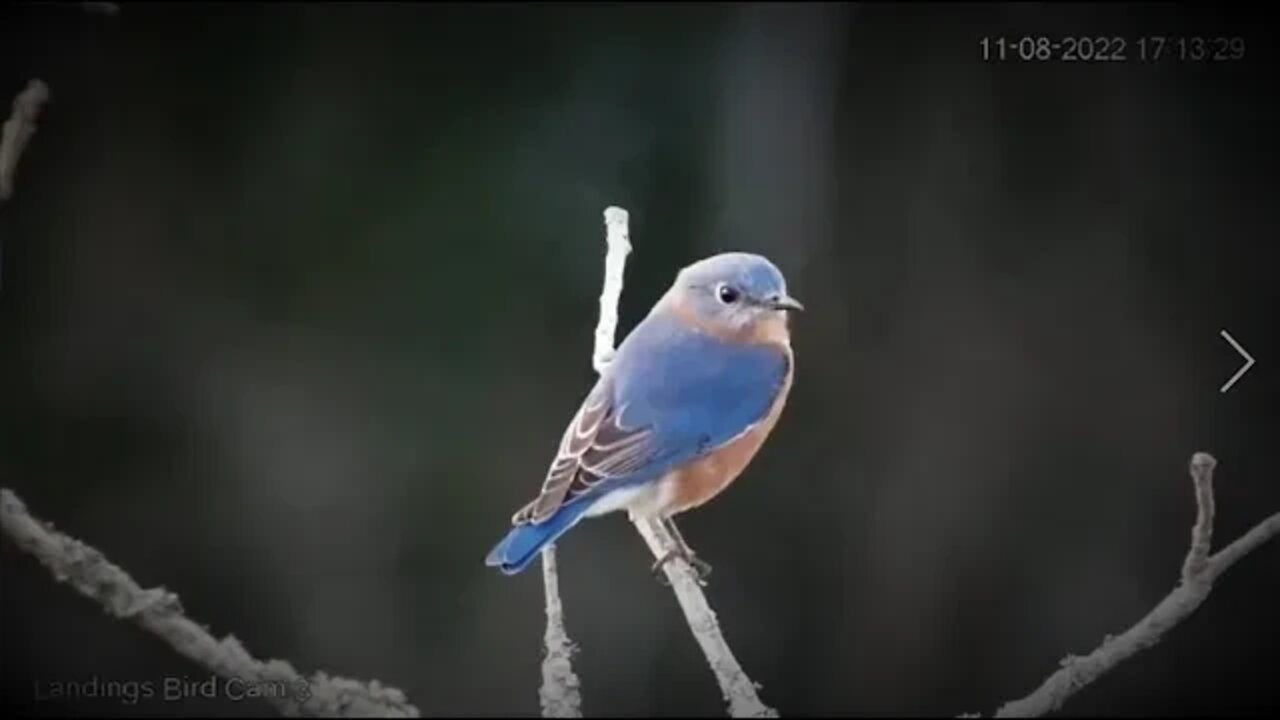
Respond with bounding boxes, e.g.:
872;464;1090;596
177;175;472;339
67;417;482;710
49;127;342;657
650;549;712;586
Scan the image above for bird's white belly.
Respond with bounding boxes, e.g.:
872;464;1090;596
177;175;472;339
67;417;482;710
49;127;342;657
583;476;678;519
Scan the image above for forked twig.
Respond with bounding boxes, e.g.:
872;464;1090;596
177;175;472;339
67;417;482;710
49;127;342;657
987;453;1280;717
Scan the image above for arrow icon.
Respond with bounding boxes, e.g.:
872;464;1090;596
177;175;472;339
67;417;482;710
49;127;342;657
1220;330;1255;394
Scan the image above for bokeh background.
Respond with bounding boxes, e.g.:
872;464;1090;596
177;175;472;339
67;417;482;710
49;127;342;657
2;2;1277;717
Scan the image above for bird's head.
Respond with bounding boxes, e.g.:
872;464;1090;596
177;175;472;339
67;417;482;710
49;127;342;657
664;252;803;343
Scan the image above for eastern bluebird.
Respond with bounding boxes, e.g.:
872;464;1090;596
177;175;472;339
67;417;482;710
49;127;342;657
484;252;802;580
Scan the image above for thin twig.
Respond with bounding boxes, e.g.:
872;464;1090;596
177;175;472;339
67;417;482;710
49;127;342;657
0;489;420;718
593;206;632;374
539;545;582;718
0;79;50;202
635;517;780;718
1181;452;1216;582
987;452;1280;717
536;207;634;717
0;79;51;290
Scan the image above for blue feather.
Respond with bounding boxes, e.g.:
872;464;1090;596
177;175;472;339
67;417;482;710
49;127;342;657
484;499;592;575
610;311;788;450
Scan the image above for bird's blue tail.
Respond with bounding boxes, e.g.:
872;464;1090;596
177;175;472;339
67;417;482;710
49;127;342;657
485;501;591;575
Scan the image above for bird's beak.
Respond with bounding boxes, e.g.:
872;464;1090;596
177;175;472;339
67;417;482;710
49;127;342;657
768;294;804;312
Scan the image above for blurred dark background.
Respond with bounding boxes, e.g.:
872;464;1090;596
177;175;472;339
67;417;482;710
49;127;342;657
2;1;1277;717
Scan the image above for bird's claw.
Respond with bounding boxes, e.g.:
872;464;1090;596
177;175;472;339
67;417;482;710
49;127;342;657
650;549;712;586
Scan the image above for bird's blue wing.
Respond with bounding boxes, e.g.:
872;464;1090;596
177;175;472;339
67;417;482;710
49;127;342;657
508;372;659;525
509;310;790;525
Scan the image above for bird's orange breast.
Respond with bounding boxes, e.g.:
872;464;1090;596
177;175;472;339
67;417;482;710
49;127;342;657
664;348;794;515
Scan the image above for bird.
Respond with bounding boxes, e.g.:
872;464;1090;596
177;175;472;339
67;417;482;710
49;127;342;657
484;251;802;580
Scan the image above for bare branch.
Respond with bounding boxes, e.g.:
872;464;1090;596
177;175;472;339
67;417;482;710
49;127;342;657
1202;511;1280;585
593;206;632;374
634;517;780;718
0;489;420;718
988;453;1280;718
535;206;635;717
539;545;582;718
1181;452;1216;582
0;79;50;202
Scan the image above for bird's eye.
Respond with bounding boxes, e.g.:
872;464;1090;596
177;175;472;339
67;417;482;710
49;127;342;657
716;284;740;304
